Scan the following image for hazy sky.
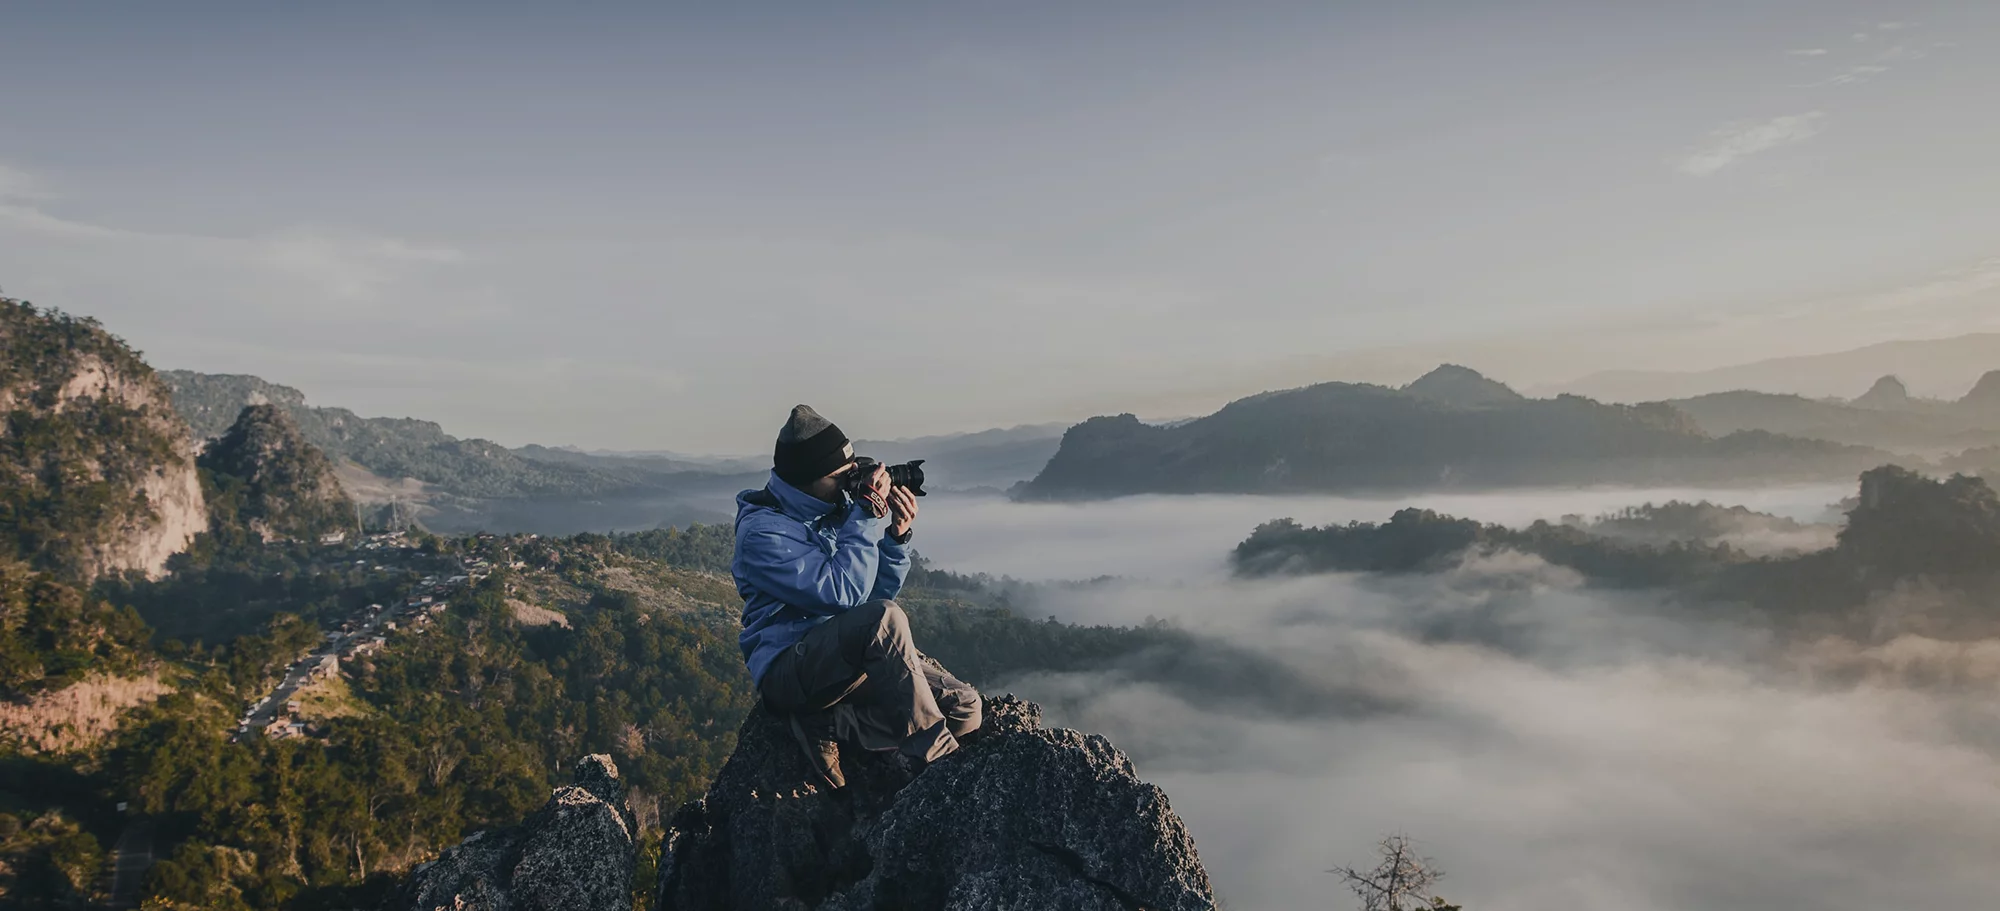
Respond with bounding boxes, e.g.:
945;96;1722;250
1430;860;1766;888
4;1;1999;451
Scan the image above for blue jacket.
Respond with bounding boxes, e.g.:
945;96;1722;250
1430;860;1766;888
733;471;913;684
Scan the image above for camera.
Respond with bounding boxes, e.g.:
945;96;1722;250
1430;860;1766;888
842;456;928;499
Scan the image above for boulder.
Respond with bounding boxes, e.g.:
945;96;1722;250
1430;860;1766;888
387;754;634;911
658;691;1215;911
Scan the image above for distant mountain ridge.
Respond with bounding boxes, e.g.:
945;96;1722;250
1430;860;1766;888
163;371;634;501
1018;366;1892;500
1541;333;2000;402
1660;371;2000;453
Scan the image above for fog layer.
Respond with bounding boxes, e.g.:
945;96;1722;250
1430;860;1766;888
915;484;1849;581
917;490;2000;911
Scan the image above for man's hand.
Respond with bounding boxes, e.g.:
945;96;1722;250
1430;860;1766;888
887;486;918;539
854;462;891;518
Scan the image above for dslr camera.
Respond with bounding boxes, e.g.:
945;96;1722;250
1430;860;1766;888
841;456;928;499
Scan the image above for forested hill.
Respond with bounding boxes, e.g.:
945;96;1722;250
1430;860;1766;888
1017;366;1892;500
198;404;360;546
161;371;634;499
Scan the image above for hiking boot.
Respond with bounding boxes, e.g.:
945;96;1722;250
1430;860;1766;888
788;714;844;790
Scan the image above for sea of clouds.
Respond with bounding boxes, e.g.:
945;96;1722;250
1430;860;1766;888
908;485;2000;911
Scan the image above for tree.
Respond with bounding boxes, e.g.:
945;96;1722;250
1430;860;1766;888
1330;835;1462;911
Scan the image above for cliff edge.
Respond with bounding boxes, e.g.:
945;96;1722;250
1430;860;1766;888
0;297;207;583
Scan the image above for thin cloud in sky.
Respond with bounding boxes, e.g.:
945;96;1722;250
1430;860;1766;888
1787;48;1831;56
1675;112;1827;177
0;160;465;303
0;162;50;201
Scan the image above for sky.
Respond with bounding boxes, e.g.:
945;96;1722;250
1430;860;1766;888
4;1;1999;452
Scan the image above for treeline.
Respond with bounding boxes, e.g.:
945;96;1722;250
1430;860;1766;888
1233;508;1746;589
1233;465;2000;641
0;560;153;696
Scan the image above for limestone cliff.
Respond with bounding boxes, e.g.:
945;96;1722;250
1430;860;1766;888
0;297;207;583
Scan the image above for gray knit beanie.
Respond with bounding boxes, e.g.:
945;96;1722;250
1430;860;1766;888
773;404;853;487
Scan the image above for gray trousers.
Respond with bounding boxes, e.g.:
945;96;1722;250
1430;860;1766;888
759;600;981;764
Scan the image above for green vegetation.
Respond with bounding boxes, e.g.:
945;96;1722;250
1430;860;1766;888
96;540;429;648
199;405;359;547
0;560;153;697
102;573;752;910
1562;500;1822;546
0;299;189;583
1233;508;1744;588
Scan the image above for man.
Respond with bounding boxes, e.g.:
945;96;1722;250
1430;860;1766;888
733;404;982;790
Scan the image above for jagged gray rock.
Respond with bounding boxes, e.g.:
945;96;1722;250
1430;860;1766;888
658;691;1215;911
387;754;634;911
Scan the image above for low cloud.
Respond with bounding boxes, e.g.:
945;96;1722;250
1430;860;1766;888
915;490;2000;910
1676;112;1827;177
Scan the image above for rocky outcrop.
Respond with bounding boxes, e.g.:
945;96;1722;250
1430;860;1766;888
387;754;635;911
0;298;208;583
201;404;357;542
657;692;1215;911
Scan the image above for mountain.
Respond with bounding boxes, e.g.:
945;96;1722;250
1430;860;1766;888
1659;390;1997;452
0;298;208;583
1402;363;1526;407
1652;367;2000;453
162;371;630;500
1540;333;2000;402
162;371;781;535
1852;375;1914;410
1016;367;1889;500
198;404;359;544
1962;370;2000;417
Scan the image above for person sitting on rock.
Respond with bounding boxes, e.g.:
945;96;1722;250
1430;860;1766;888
733;404;983;790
